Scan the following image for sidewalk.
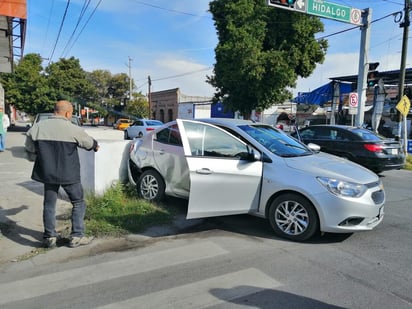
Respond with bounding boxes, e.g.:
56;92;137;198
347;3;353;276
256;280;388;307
0;124;199;268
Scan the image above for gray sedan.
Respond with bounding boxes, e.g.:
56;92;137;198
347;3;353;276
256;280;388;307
128;118;385;241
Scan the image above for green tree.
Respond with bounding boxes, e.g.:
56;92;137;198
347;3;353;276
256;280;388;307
125;92;149;118
108;73;131;107
207;0;327;117
0;53;53;114
45;57;95;107
87;69;112;104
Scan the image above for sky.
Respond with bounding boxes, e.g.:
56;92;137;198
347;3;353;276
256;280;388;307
24;0;410;99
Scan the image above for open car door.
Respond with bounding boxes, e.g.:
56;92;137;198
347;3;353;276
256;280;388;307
177;119;263;219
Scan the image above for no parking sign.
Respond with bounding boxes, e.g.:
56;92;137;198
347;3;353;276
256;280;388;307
349;92;358;114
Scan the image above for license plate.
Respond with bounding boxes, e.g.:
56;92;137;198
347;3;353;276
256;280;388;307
391;149;398;155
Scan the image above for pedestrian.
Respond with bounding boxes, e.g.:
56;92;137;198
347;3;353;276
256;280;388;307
0;106;10;152
25;100;100;248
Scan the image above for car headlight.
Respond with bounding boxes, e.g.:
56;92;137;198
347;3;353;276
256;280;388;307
317;177;367;198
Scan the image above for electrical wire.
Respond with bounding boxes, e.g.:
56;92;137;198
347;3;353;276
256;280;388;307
316;11;402;41
62;0;103;58
130;0;210;17
151;67;213;82
48;0;71;64
60;0;92;58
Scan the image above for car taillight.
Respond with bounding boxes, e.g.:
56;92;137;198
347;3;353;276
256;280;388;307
364;143;383;152
146;128;155;131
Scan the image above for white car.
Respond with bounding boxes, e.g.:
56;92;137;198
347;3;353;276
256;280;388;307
124;119;163;140
128;118;385;241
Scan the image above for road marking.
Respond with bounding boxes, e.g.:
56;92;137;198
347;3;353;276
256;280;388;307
0;241;228;305
98;268;281;309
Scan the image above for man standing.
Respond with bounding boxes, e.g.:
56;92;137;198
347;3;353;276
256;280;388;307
25;100;99;248
0;106;10;152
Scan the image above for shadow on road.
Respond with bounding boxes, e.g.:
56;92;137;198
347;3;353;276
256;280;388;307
0;205;43;248
162;197;352;244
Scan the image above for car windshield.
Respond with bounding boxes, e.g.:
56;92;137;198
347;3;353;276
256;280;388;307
239;124;312;157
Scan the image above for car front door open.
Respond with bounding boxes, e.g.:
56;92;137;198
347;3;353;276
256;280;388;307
177;119;263;219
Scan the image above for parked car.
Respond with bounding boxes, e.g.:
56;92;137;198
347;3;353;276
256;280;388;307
124;119;163;140
291;125;405;173
113;118;133;130
33;112;82;126
128;118;385;242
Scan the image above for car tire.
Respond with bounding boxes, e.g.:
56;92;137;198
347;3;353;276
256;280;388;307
124;130;129;140
137;169;165;202
268;193;319;242
138;132;144;138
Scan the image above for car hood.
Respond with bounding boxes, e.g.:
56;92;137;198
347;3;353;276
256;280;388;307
284;152;379;184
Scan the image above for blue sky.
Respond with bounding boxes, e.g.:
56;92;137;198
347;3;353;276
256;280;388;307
24;0;409;99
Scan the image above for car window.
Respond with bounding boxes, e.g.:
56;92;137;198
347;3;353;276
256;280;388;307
155;124;182;146
134;120;143;126
239;124;311;157
299;128;315;139
351;128;383;141
182;122;249;158
146;120;163;126
313;127;331;139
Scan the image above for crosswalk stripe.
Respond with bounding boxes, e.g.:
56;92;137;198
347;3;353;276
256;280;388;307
98;268;281;309
0;241;228;306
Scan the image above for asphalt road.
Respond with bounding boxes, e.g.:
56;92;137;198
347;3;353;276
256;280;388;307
0;124;412;308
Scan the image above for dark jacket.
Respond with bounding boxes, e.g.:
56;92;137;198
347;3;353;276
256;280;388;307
25;116;98;184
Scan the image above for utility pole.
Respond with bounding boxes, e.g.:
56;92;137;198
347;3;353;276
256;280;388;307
148;75;152;119
398;0;410;153
355;8;372;127
128;56;133;103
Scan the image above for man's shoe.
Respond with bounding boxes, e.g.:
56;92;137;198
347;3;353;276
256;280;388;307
69;236;94;248
42;237;57;249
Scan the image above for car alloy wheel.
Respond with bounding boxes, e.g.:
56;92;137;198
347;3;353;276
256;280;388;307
137;170;165;202
268;193;318;241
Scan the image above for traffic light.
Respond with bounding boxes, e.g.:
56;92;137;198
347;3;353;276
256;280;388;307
366;62;379;87
269;0;296;7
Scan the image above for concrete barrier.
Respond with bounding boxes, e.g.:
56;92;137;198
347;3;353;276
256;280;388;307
79;127;131;195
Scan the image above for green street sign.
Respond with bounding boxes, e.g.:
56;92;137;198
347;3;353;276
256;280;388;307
307;0;362;25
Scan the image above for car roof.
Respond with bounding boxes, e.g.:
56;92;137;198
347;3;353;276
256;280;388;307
189;118;261;128
303;124;361;131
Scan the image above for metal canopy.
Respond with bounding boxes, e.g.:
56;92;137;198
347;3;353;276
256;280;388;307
330;68;412;87
0;15;26;73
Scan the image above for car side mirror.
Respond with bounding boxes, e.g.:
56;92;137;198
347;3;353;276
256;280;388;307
308;143;321;153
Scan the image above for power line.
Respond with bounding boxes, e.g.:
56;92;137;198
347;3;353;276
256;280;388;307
48;0;71;64
151;67;213;82
316;10;401;41
60;0;93;58
62;0;103;58
130;0;210;17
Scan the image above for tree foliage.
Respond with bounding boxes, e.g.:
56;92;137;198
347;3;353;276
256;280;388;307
207;0;328;116
125;92;149;119
0;54;52;114
0;54;139;117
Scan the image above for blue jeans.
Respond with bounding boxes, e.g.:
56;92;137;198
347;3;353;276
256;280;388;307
43;183;86;238
0;133;5;151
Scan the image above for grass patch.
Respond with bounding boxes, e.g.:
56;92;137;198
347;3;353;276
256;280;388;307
405;155;412;170
84;183;173;237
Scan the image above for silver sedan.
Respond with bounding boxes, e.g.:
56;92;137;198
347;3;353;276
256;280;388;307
128;118;385;241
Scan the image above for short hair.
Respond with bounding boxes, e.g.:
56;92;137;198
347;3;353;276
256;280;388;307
54;100;73;114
